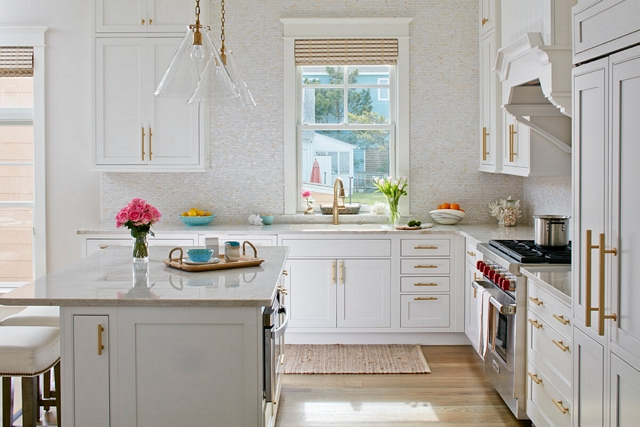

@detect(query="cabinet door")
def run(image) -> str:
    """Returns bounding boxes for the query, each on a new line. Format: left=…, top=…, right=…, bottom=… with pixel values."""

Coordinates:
left=95, top=38, right=146, bottom=166
left=73, top=315, right=110, bottom=427
left=286, top=259, right=336, bottom=328
left=610, top=353, right=640, bottom=427
left=572, top=58, right=608, bottom=333
left=96, top=0, right=201, bottom=33
left=147, top=0, right=200, bottom=32
left=479, top=0, right=498, bottom=35
left=337, top=259, right=390, bottom=328
left=148, top=38, right=201, bottom=166
left=610, top=46, right=640, bottom=359
left=479, top=31, right=500, bottom=171
left=573, top=327, right=605, bottom=427
left=502, top=112, right=530, bottom=171
left=465, top=261, right=480, bottom=351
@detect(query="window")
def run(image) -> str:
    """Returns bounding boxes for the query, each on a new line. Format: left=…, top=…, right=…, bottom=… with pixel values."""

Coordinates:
left=281, top=18, right=412, bottom=214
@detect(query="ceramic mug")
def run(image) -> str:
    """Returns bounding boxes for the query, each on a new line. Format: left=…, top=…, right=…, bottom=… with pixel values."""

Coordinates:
left=224, top=241, right=241, bottom=262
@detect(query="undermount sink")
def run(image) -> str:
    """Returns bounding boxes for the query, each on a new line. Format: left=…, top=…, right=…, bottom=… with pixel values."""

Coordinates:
left=289, top=223, right=389, bottom=231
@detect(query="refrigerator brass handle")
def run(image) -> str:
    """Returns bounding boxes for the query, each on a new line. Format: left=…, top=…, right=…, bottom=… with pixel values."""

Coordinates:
left=414, top=297, right=437, bottom=301
left=552, top=399, right=569, bottom=414
left=597, top=232, right=617, bottom=335
left=529, top=297, right=543, bottom=306
left=141, top=127, right=146, bottom=161
left=149, top=127, right=153, bottom=161
left=553, top=314, right=570, bottom=325
left=97, top=324, right=105, bottom=355
left=552, top=339, right=569, bottom=352
left=585, top=230, right=598, bottom=327
left=528, top=372, right=542, bottom=385
left=528, top=318, right=542, bottom=329
left=482, top=126, right=489, bottom=160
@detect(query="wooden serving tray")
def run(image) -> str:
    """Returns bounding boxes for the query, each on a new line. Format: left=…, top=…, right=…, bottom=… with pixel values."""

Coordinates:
left=163, top=241, right=264, bottom=272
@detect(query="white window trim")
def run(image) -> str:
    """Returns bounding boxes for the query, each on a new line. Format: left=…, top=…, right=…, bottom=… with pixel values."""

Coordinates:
left=0, top=26, right=48, bottom=279
left=281, top=18, right=412, bottom=215
left=378, top=77, right=390, bottom=101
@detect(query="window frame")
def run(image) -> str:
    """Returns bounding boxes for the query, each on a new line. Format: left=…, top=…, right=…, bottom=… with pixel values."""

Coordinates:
left=281, top=18, right=412, bottom=215
left=377, top=77, right=390, bottom=101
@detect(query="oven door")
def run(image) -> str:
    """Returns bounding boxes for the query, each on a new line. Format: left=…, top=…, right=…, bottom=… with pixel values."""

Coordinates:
left=263, top=292, right=289, bottom=404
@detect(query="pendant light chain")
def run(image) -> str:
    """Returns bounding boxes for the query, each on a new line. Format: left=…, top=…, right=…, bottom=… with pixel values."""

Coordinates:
left=220, top=0, right=227, bottom=64
left=191, top=0, right=203, bottom=45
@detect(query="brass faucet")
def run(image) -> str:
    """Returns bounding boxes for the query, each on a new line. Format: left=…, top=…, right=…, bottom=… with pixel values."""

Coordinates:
left=332, top=177, right=345, bottom=225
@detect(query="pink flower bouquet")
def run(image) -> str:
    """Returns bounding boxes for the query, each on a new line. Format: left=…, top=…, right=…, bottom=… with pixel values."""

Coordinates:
left=116, top=198, right=161, bottom=259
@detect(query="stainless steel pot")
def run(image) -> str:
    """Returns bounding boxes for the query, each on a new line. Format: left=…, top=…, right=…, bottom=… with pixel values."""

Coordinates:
left=533, top=215, right=571, bottom=247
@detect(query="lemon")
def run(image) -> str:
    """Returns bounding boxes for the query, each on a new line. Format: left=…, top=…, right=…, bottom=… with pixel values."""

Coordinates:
left=204, top=211, right=211, bottom=216
left=188, top=209, right=197, bottom=216
left=181, top=212, right=188, bottom=216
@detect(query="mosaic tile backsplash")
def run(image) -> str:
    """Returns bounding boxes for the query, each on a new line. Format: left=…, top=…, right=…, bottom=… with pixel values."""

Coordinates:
left=101, top=0, right=543, bottom=227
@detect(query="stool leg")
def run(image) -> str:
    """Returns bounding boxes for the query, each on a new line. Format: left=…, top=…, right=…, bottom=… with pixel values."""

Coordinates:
left=54, top=362, right=61, bottom=427
left=21, top=377, right=39, bottom=427
left=43, top=370, right=51, bottom=400
left=2, top=377, right=14, bottom=427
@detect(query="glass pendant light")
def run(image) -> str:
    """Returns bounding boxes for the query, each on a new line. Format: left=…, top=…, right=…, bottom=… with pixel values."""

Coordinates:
left=154, top=0, right=238, bottom=101
left=188, top=0, right=256, bottom=106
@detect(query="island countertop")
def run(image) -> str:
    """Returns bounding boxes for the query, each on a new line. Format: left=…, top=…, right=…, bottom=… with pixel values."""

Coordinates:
left=0, top=246, right=289, bottom=308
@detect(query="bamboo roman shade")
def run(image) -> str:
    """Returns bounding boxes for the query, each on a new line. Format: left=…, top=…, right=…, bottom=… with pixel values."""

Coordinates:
left=295, top=39, right=398, bottom=65
left=0, top=47, right=34, bottom=77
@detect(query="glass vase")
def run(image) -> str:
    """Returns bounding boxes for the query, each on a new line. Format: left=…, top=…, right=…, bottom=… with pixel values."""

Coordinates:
left=503, top=200, right=518, bottom=227
left=387, top=198, right=400, bottom=226
left=132, top=232, right=149, bottom=260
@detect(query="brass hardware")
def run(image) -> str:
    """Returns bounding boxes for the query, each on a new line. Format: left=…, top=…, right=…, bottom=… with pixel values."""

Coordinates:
left=141, top=127, right=146, bottom=161
left=331, top=261, right=336, bottom=285
left=473, top=273, right=483, bottom=281
left=482, top=17, right=489, bottom=26
left=585, top=229, right=598, bottom=327
left=415, top=265, right=438, bottom=269
left=141, top=19, right=145, bottom=25
left=528, top=372, right=542, bottom=385
left=553, top=314, right=570, bottom=325
left=508, top=124, right=518, bottom=162
left=467, top=251, right=476, bottom=257
left=473, top=287, right=477, bottom=298
left=277, top=286, right=288, bottom=296
left=414, top=297, right=437, bottom=301
left=529, top=297, right=543, bottom=306
left=414, top=283, right=438, bottom=286
left=149, top=19, right=153, bottom=25
left=98, top=324, right=105, bottom=355
left=414, top=245, right=438, bottom=250
left=597, top=232, right=618, bottom=335
left=149, top=127, right=153, bottom=161
left=552, top=399, right=569, bottom=414
left=482, top=126, right=489, bottom=160
left=99, top=245, right=108, bottom=250
left=282, top=270, right=288, bottom=276
left=332, top=177, right=345, bottom=225
left=552, top=339, right=569, bottom=352
left=219, top=0, right=227, bottom=64
left=339, top=261, right=344, bottom=285
left=528, top=318, right=542, bottom=329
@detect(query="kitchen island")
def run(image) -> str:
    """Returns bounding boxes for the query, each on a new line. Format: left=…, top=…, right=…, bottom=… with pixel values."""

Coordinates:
left=0, top=245, right=289, bottom=427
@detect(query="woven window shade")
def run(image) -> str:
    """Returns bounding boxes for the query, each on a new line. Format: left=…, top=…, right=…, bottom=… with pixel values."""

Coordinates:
left=295, top=39, right=398, bottom=65
left=0, top=47, right=34, bottom=77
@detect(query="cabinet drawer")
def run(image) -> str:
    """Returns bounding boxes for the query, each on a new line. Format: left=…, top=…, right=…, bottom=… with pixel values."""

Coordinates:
left=528, top=284, right=571, bottom=339
left=465, top=240, right=481, bottom=265
left=527, top=312, right=572, bottom=386
left=281, top=239, right=391, bottom=258
left=401, top=239, right=450, bottom=256
left=400, top=258, right=450, bottom=275
left=527, top=363, right=572, bottom=427
left=400, top=294, right=450, bottom=328
left=400, top=276, right=450, bottom=293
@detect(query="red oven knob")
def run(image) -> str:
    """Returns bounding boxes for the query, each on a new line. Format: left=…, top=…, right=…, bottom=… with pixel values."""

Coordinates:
left=483, top=264, right=491, bottom=275
left=489, top=270, right=496, bottom=281
left=500, top=277, right=509, bottom=290
left=476, top=260, right=484, bottom=271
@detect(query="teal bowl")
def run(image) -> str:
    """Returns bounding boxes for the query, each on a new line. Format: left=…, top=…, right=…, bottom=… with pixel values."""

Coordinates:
left=260, top=214, right=275, bottom=225
left=180, top=215, right=215, bottom=226
left=187, top=248, right=213, bottom=263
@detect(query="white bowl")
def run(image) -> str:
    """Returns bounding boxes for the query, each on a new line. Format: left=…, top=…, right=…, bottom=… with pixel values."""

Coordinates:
left=429, top=209, right=466, bottom=225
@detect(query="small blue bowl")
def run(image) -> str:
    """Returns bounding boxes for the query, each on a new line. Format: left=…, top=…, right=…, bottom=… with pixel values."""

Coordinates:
left=187, top=248, right=214, bottom=263
left=180, top=215, right=215, bottom=226
left=260, top=214, right=275, bottom=225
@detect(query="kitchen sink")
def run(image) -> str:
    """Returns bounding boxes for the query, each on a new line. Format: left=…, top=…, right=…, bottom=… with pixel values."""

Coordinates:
left=288, top=223, right=389, bottom=231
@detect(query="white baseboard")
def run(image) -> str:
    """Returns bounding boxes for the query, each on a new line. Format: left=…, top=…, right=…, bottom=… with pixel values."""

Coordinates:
left=285, top=332, right=471, bottom=345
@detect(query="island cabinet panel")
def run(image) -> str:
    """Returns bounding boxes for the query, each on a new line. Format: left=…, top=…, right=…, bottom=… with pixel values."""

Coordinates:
left=72, top=315, right=110, bottom=427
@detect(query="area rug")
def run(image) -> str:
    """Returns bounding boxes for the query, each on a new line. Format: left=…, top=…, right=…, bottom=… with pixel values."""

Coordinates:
left=284, top=344, right=431, bottom=374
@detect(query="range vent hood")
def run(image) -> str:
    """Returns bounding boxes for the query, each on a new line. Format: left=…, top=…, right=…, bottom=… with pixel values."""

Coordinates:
left=495, top=33, right=572, bottom=153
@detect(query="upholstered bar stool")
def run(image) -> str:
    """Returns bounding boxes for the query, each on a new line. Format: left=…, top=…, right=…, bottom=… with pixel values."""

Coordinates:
left=0, top=326, right=60, bottom=427
left=0, top=307, right=26, bottom=324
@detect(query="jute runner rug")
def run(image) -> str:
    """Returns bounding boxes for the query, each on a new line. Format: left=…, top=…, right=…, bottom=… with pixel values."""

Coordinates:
left=284, top=344, right=431, bottom=374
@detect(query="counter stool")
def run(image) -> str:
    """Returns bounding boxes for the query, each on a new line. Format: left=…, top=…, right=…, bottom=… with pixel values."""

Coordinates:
left=0, top=307, right=26, bottom=324
left=0, top=326, right=60, bottom=427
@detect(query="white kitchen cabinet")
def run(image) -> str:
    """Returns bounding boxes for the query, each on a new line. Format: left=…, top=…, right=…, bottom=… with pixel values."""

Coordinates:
left=199, top=234, right=277, bottom=248
left=95, top=0, right=206, bottom=33
left=479, top=30, right=502, bottom=172
left=286, top=258, right=336, bottom=328
left=479, top=0, right=499, bottom=36
left=572, top=43, right=640, bottom=426
left=464, top=239, right=481, bottom=352
left=94, top=37, right=207, bottom=171
left=573, top=327, right=605, bottom=426
left=400, top=294, right=450, bottom=328
left=82, top=234, right=198, bottom=257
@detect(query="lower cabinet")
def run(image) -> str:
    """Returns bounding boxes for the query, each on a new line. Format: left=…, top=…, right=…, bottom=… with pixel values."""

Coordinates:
left=82, top=234, right=198, bottom=257
left=400, top=294, right=450, bottom=328
left=464, top=239, right=481, bottom=351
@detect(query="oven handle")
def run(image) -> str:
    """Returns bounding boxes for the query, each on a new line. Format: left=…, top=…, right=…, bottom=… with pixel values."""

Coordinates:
left=272, top=306, right=289, bottom=340
left=472, top=281, right=517, bottom=315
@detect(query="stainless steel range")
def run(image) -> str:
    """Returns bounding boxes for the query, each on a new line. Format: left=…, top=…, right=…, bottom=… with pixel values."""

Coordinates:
left=474, top=239, right=571, bottom=420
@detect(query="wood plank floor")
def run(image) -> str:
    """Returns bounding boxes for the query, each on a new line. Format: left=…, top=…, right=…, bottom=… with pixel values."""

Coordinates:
left=275, top=345, right=532, bottom=427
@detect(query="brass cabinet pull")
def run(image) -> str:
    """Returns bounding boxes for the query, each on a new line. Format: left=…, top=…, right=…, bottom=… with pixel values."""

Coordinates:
left=149, top=127, right=153, bottom=161
left=99, top=245, right=108, bottom=250
left=331, top=262, right=336, bottom=285
left=552, top=399, right=569, bottom=414
left=508, top=124, right=518, bottom=162
left=553, top=314, right=570, bottom=325
left=482, top=126, right=489, bottom=160
left=597, top=232, right=618, bottom=335
left=586, top=230, right=618, bottom=334
left=414, top=245, right=438, bottom=250
left=528, top=318, right=542, bottom=329
left=277, top=286, right=288, bottom=296
left=552, top=339, right=570, bottom=352
left=467, top=251, right=476, bottom=257
left=528, top=372, right=542, bottom=385
left=473, top=273, right=483, bottom=281
left=141, top=19, right=145, bottom=25
left=415, top=265, right=438, bottom=269
left=585, top=230, right=598, bottom=327
left=149, top=18, right=153, bottom=24
left=473, top=287, right=477, bottom=298
left=414, top=297, right=437, bottom=301
left=282, top=270, right=288, bottom=276
left=482, top=17, right=489, bottom=26
left=529, top=297, right=543, bottom=306
left=98, top=324, right=105, bottom=355
left=141, top=127, right=146, bottom=161
left=414, top=282, right=438, bottom=287
left=339, top=261, right=344, bottom=285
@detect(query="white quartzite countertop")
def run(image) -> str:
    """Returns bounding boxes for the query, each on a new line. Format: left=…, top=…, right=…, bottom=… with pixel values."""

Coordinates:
left=0, top=246, right=289, bottom=308
left=521, top=265, right=572, bottom=305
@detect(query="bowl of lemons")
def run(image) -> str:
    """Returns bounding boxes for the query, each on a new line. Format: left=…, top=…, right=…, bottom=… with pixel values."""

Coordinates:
left=180, top=208, right=215, bottom=226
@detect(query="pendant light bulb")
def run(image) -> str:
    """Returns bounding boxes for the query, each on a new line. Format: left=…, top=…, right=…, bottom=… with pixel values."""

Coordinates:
left=190, top=44, right=205, bottom=64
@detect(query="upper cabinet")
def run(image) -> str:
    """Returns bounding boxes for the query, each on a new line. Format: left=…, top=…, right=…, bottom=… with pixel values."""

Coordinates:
left=573, top=0, right=640, bottom=64
left=95, top=0, right=207, bottom=33
left=479, top=0, right=498, bottom=35
left=479, top=30, right=502, bottom=173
